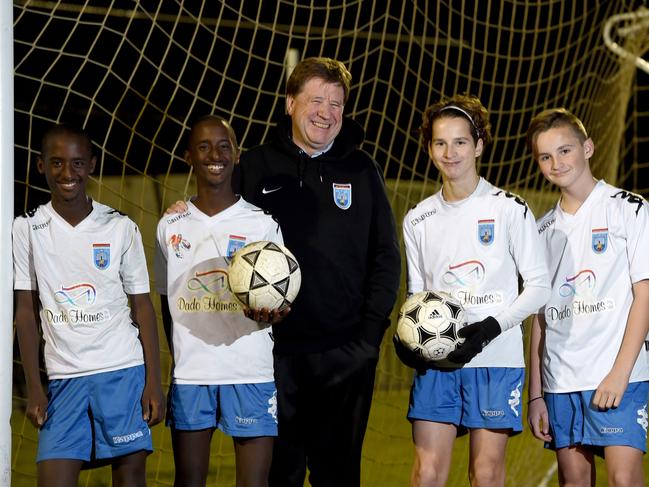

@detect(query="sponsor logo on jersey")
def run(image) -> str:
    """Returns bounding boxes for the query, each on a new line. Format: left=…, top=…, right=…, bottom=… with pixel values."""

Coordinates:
left=478, top=219, right=495, bottom=245
left=180, top=268, right=240, bottom=313
left=442, top=260, right=502, bottom=307
left=455, top=289, right=504, bottom=307
left=169, top=234, right=191, bottom=258
left=333, top=183, right=352, bottom=210
left=546, top=270, right=615, bottom=322
left=54, top=283, right=96, bottom=307
left=43, top=308, right=111, bottom=326
left=187, top=269, right=229, bottom=296
left=637, top=404, right=648, bottom=434
left=227, top=235, right=246, bottom=257
left=591, top=228, right=608, bottom=254
left=442, top=260, right=485, bottom=286
left=559, top=269, right=596, bottom=298
left=93, top=243, right=110, bottom=270
left=509, top=381, right=521, bottom=417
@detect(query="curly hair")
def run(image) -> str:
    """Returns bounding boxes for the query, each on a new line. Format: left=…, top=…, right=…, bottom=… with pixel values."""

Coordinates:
left=419, top=94, right=492, bottom=152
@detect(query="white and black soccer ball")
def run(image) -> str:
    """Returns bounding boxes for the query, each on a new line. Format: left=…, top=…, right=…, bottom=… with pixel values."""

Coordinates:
left=396, top=290, right=467, bottom=363
left=228, top=241, right=301, bottom=311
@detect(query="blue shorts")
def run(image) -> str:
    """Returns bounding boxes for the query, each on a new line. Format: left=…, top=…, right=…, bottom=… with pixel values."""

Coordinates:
left=37, top=365, right=152, bottom=463
left=545, top=381, right=649, bottom=453
left=167, top=382, right=278, bottom=438
left=408, top=367, right=524, bottom=434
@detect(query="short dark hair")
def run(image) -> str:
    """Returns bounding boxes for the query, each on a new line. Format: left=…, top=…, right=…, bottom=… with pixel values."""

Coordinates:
left=187, top=114, right=239, bottom=152
left=41, top=123, right=94, bottom=157
left=526, top=108, right=588, bottom=153
left=286, top=57, right=352, bottom=104
left=419, top=94, right=492, bottom=151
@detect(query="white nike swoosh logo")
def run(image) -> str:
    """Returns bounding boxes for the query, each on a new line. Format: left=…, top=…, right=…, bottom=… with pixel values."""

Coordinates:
left=262, top=186, right=282, bottom=194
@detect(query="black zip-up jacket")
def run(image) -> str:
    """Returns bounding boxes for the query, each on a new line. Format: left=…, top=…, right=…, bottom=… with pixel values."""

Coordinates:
left=236, top=115, right=401, bottom=354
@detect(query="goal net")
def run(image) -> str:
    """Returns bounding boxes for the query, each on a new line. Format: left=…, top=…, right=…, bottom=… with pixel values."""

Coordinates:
left=11, top=1, right=649, bottom=485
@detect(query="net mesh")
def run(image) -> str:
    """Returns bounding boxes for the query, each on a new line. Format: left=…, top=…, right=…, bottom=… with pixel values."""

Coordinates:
left=11, top=1, right=649, bottom=485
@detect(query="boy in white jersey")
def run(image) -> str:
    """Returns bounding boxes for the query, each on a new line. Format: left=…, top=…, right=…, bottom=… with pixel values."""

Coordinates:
left=13, top=124, right=164, bottom=486
left=395, top=95, right=550, bottom=486
left=154, top=115, right=287, bottom=487
left=526, top=108, right=649, bottom=486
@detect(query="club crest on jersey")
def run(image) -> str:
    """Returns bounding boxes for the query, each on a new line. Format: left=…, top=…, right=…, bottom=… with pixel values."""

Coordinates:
left=333, top=183, right=352, bottom=210
left=169, top=234, right=191, bottom=258
left=478, top=219, right=495, bottom=246
left=227, top=235, right=246, bottom=257
left=93, top=243, right=110, bottom=270
left=592, top=228, right=608, bottom=254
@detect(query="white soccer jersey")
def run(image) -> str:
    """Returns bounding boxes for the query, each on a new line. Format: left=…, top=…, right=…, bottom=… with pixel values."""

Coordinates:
left=537, top=180, right=649, bottom=392
left=13, top=201, right=149, bottom=379
left=403, top=177, right=550, bottom=368
left=154, top=197, right=283, bottom=385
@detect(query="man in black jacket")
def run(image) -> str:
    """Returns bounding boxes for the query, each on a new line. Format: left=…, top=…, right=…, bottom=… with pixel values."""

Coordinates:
left=238, top=57, right=401, bottom=487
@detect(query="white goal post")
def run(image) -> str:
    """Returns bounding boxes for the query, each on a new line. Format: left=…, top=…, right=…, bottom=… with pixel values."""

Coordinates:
left=0, top=1, right=13, bottom=486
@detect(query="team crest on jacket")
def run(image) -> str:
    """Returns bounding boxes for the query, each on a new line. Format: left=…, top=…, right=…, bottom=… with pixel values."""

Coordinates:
left=333, top=183, right=352, bottom=210
left=227, top=234, right=246, bottom=257
left=478, top=219, right=495, bottom=245
left=93, top=243, right=110, bottom=270
left=592, top=228, right=608, bottom=254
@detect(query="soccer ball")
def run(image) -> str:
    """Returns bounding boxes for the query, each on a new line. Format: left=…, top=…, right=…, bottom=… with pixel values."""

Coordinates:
left=227, top=241, right=301, bottom=311
left=396, top=290, right=467, bottom=363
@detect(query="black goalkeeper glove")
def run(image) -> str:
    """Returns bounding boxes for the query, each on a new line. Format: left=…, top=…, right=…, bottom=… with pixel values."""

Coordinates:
left=446, top=316, right=501, bottom=365
left=392, top=333, right=431, bottom=370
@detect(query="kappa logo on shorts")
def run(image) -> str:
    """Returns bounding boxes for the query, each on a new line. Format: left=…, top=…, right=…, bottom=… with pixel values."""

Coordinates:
left=113, top=430, right=144, bottom=444
left=93, top=243, right=110, bottom=270
left=478, top=219, right=495, bottom=245
left=268, top=390, right=277, bottom=422
left=637, top=403, right=648, bottom=434
left=508, top=381, right=521, bottom=417
left=591, top=228, right=608, bottom=254
left=333, top=183, right=352, bottom=210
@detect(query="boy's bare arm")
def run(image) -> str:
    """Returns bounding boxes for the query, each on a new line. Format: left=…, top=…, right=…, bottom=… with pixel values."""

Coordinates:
left=527, top=313, right=552, bottom=442
left=14, top=290, right=48, bottom=427
left=593, top=279, right=649, bottom=409
left=130, top=292, right=164, bottom=426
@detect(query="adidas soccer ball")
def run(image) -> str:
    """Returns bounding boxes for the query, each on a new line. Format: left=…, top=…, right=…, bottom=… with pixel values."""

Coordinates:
left=396, top=290, right=467, bottom=363
left=227, top=241, right=301, bottom=311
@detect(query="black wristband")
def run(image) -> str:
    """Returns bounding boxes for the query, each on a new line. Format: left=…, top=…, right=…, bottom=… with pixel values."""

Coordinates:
left=527, top=396, right=543, bottom=405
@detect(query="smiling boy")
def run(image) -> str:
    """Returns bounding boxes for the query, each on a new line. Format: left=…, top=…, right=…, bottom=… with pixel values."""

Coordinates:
left=527, top=108, right=649, bottom=486
left=13, top=123, right=163, bottom=486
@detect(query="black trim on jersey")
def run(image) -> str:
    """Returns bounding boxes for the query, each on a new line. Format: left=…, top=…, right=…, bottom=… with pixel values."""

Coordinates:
left=610, top=190, right=645, bottom=216
left=23, top=207, right=38, bottom=218
left=493, top=190, right=529, bottom=218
